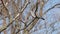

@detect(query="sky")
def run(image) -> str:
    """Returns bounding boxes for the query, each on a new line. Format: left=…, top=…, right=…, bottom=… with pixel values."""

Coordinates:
left=0, top=0, right=60, bottom=34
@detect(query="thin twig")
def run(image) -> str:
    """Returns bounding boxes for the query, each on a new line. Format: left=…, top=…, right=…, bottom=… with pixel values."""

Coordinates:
left=44, top=3, right=60, bottom=15
left=1, top=0, right=10, bottom=18
left=16, top=3, right=60, bottom=34
left=0, top=1, right=30, bottom=32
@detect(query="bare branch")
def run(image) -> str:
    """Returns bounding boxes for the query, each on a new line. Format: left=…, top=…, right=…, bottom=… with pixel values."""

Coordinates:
left=44, top=3, right=60, bottom=15
left=0, top=1, right=30, bottom=32
left=3, top=18, right=7, bottom=34
left=1, top=0, right=10, bottom=18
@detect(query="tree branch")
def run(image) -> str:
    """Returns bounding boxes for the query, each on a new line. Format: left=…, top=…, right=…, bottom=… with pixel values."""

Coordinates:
left=16, top=3, right=60, bottom=34
left=0, top=1, right=30, bottom=32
